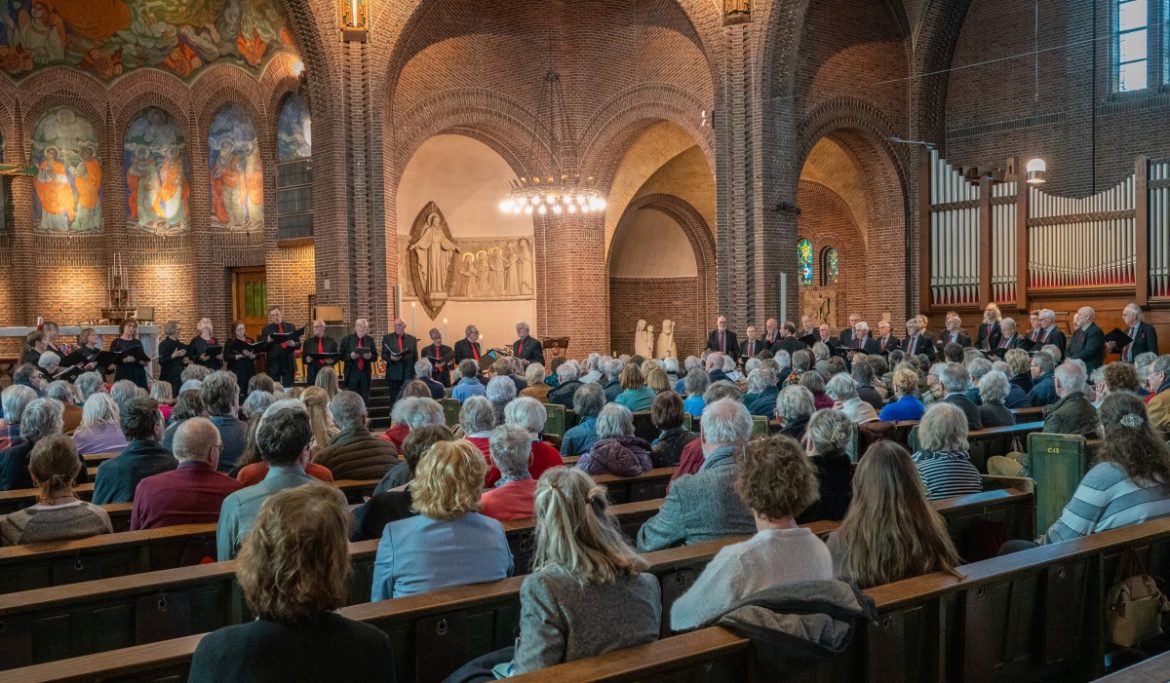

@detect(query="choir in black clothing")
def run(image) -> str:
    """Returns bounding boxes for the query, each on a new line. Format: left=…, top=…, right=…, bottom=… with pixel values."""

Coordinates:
left=224, top=321, right=259, bottom=391
left=420, top=328, right=454, bottom=386
left=303, top=320, right=339, bottom=386
left=453, top=325, right=483, bottom=364
left=188, top=318, right=222, bottom=370
left=261, top=307, right=300, bottom=387
left=382, top=318, right=417, bottom=406
left=340, top=319, right=378, bottom=404
left=157, top=321, right=189, bottom=395
left=110, top=320, right=150, bottom=389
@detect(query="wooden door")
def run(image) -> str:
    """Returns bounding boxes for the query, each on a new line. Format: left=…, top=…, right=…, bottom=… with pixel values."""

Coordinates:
left=231, top=268, right=268, bottom=339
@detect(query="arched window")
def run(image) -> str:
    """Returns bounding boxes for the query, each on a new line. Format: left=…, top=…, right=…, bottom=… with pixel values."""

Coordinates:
left=276, top=92, right=313, bottom=240
left=124, top=107, right=189, bottom=235
left=797, top=238, right=813, bottom=286
left=31, top=107, right=100, bottom=232
left=822, top=247, right=839, bottom=286
left=208, top=104, right=263, bottom=230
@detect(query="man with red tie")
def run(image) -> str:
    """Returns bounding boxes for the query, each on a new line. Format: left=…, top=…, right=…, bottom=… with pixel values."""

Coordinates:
left=511, top=321, right=544, bottom=366
left=705, top=315, right=740, bottom=362
left=876, top=320, right=900, bottom=353
left=302, top=319, right=338, bottom=386
left=382, top=318, right=418, bottom=406
left=420, top=328, right=455, bottom=386
left=850, top=321, right=880, bottom=354
left=739, top=326, right=764, bottom=360
left=339, top=318, right=377, bottom=404
left=453, top=324, right=483, bottom=364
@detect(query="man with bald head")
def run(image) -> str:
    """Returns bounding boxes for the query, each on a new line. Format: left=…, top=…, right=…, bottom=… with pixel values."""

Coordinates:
left=129, top=417, right=243, bottom=530
left=302, top=319, right=339, bottom=386
left=382, top=318, right=418, bottom=407
left=1067, top=306, right=1105, bottom=373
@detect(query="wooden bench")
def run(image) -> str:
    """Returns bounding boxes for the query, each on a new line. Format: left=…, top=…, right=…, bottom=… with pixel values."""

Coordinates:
left=511, top=516, right=1170, bottom=682
left=592, top=467, right=675, bottom=503
left=81, top=452, right=119, bottom=466
left=0, top=484, right=95, bottom=516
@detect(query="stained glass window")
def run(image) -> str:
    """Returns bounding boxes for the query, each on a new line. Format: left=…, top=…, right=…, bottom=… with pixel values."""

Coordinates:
left=798, top=238, right=813, bottom=286
left=825, top=248, right=839, bottom=285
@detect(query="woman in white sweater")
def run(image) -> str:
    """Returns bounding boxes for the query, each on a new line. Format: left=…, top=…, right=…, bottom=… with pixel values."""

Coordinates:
left=670, top=434, right=832, bottom=631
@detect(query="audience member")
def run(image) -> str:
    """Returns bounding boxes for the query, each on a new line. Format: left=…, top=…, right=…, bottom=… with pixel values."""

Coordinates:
left=576, top=403, right=653, bottom=477
left=1043, top=361, right=1100, bottom=437
left=0, top=384, right=35, bottom=450
left=937, top=363, right=983, bottom=430
left=775, top=385, right=815, bottom=441
left=302, top=386, right=339, bottom=455
left=547, top=361, right=583, bottom=408
left=911, top=403, right=982, bottom=500
left=313, top=391, right=397, bottom=480
left=1, top=398, right=70, bottom=491
left=189, top=486, right=394, bottom=683
left=313, top=366, right=341, bottom=400
left=45, top=381, right=82, bottom=433
left=520, top=363, right=551, bottom=402
left=240, top=389, right=275, bottom=421
left=671, top=434, right=830, bottom=631
left=93, top=397, right=175, bottom=505
left=493, top=397, right=563, bottom=487
left=879, top=367, right=926, bottom=421
left=798, top=409, right=855, bottom=523
left=852, top=361, right=885, bottom=412
left=613, top=364, right=655, bottom=412
left=1028, top=351, right=1059, bottom=406
left=977, top=370, right=1016, bottom=428
left=353, top=425, right=455, bottom=540
left=371, top=441, right=512, bottom=599
left=744, top=368, right=779, bottom=418
left=682, top=368, right=709, bottom=417
left=799, top=371, right=834, bottom=410
left=561, top=383, right=604, bottom=457
left=149, top=382, right=174, bottom=422
left=71, top=392, right=129, bottom=455
left=826, top=374, right=877, bottom=424
left=451, top=360, right=487, bottom=401
left=458, top=395, right=497, bottom=463
left=130, top=417, right=244, bottom=530
left=1145, top=355, right=1170, bottom=434
left=0, top=435, right=111, bottom=545
left=649, top=391, right=696, bottom=467
left=201, top=371, right=247, bottom=473
left=412, top=360, right=445, bottom=399
left=480, top=424, right=538, bottom=521
left=486, top=375, right=517, bottom=425
left=162, top=390, right=206, bottom=450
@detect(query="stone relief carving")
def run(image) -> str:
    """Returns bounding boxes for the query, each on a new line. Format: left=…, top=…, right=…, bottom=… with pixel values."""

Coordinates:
left=656, top=319, right=678, bottom=359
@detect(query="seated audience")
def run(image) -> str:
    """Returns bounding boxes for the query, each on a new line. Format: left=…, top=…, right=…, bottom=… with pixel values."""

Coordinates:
left=1145, top=355, right=1170, bottom=434
left=938, top=363, right=983, bottom=430
left=188, top=486, right=394, bottom=682
left=637, top=398, right=755, bottom=551
left=614, top=364, right=655, bottom=412
left=977, top=370, right=1017, bottom=428
left=879, top=367, right=927, bottom=421
left=646, top=367, right=671, bottom=394
left=0, top=384, right=35, bottom=451
left=379, top=395, right=446, bottom=452
left=74, top=371, right=105, bottom=401
left=561, top=383, right=604, bottom=457
left=247, top=372, right=275, bottom=395
left=162, top=390, right=206, bottom=450
left=0, top=435, right=111, bottom=545
left=853, top=361, right=885, bottom=412
left=371, top=441, right=512, bottom=599
left=911, top=403, right=983, bottom=500
left=93, top=397, right=175, bottom=504
left=800, top=371, right=834, bottom=410
left=1028, top=351, right=1059, bottom=406
left=480, top=424, right=538, bottom=521
left=313, top=391, right=397, bottom=480
left=828, top=441, right=961, bottom=587
left=458, top=395, right=497, bottom=463
left=1099, top=362, right=1141, bottom=402
left=649, top=391, right=697, bottom=467
left=520, top=363, right=550, bottom=402
left=670, top=434, right=830, bottom=631
left=486, top=375, right=517, bottom=425
left=149, top=382, right=174, bottom=422
left=1, top=398, right=71, bottom=491
left=682, top=368, right=709, bottom=417
left=826, top=374, right=878, bottom=424
left=313, top=366, right=341, bottom=400
left=492, top=397, right=563, bottom=486
left=352, top=425, right=454, bottom=541
left=775, top=385, right=815, bottom=441
left=1043, top=361, right=1099, bottom=437
left=576, top=403, right=653, bottom=477
left=798, top=409, right=855, bottom=523
left=303, top=386, right=339, bottom=456
left=45, top=381, right=82, bottom=433
left=413, top=360, right=445, bottom=400
left=1005, top=349, right=1034, bottom=395
left=670, top=381, right=744, bottom=483
left=451, top=360, right=487, bottom=402
left=547, top=361, right=583, bottom=408
left=130, top=417, right=244, bottom=530
left=217, top=400, right=346, bottom=560
left=240, top=389, right=275, bottom=421
left=110, top=380, right=141, bottom=409
left=745, top=368, right=779, bottom=418
left=202, top=372, right=247, bottom=473
left=965, top=357, right=992, bottom=406
left=72, top=392, right=129, bottom=456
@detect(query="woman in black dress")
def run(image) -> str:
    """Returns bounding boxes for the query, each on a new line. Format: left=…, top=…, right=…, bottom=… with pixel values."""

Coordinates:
left=76, top=328, right=114, bottom=377
left=158, top=320, right=189, bottom=396
left=188, top=318, right=223, bottom=371
left=224, top=321, right=257, bottom=391
left=110, top=320, right=150, bottom=389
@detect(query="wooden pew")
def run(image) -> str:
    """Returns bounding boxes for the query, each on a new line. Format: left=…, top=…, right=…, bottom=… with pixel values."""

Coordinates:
left=592, top=467, right=675, bottom=503
left=81, top=452, right=119, bottom=466
left=0, top=484, right=95, bottom=516
left=512, top=516, right=1170, bottom=682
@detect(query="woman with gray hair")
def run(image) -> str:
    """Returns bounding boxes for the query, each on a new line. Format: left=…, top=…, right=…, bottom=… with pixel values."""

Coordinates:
left=74, top=371, right=105, bottom=401
left=775, top=385, right=815, bottom=441
left=461, top=395, right=498, bottom=460
left=977, top=370, right=1016, bottom=428
left=496, top=397, right=564, bottom=486
left=825, top=374, right=877, bottom=425
left=745, top=368, right=779, bottom=418
left=0, top=384, right=37, bottom=450
left=799, top=409, right=855, bottom=523
left=486, top=375, right=517, bottom=426
left=520, top=363, right=551, bottom=403
left=72, top=393, right=129, bottom=456
left=480, top=424, right=537, bottom=521
left=1, top=398, right=76, bottom=491
left=577, top=403, right=653, bottom=477
left=561, top=382, right=605, bottom=456
left=911, top=403, right=982, bottom=500
left=682, top=368, right=710, bottom=417
left=158, top=320, right=188, bottom=396
left=241, top=390, right=277, bottom=421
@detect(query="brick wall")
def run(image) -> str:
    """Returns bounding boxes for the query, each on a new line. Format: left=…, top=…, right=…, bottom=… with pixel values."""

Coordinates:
left=609, top=277, right=704, bottom=359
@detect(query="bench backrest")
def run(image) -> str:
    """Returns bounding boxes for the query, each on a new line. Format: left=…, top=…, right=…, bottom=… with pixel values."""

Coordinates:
left=543, top=403, right=566, bottom=438
left=440, top=398, right=461, bottom=427
left=1028, top=432, right=1087, bottom=533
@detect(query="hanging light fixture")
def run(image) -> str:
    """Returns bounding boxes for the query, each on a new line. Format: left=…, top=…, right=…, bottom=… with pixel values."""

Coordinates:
left=1025, top=158, right=1047, bottom=185
left=500, top=72, right=606, bottom=215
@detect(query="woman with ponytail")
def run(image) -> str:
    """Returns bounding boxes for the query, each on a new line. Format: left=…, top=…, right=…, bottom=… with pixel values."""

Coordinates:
left=0, top=434, right=111, bottom=545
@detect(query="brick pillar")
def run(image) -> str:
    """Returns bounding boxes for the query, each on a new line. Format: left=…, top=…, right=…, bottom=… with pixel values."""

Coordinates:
left=715, top=24, right=754, bottom=331
left=534, top=211, right=608, bottom=355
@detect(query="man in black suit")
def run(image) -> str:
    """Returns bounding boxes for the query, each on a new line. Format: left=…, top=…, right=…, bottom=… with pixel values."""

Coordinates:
left=903, top=317, right=933, bottom=357
left=511, top=321, right=544, bottom=366
left=382, top=318, right=418, bottom=405
left=838, top=313, right=861, bottom=349
left=453, top=325, right=483, bottom=364
left=816, top=323, right=838, bottom=348
left=302, top=319, right=339, bottom=387
left=706, top=315, right=739, bottom=361
left=419, top=328, right=455, bottom=386
left=740, top=326, right=765, bottom=360
left=934, top=313, right=971, bottom=353
left=339, top=318, right=377, bottom=404
left=847, top=321, right=880, bottom=354
left=875, top=320, right=900, bottom=354
left=1113, top=303, right=1159, bottom=362
left=260, top=307, right=300, bottom=387
left=974, top=304, right=1003, bottom=352
left=773, top=321, right=808, bottom=356
left=993, top=318, right=1023, bottom=356
left=762, top=318, right=781, bottom=351
left=939, top=362, right=983, bottom=430
left=1036, top=309, right=1067, bottom=358
left=1067, top=306, right=1106, bottom=373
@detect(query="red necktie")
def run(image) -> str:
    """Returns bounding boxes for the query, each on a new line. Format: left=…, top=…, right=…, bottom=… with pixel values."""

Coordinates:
left=317, top=338, right=324, bottom=365
left=517, top=339, right=524, bottom=356
left=433, top=344, right=441, bottom=367
left=748, top=343, right=754, bottom=358
left=880, top=338, right=886, bottom=351
left=357, top=337, right=365, bottom=370
left=398, top=335, right=404, bottom=353
left=998, top=336, right=1008, bottom=349
left=472, top=343, right=479, bottom=361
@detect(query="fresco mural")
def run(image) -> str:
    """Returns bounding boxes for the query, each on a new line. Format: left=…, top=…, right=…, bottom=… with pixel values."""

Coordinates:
left=124, top=107, right=189, bottom=235
left=32, top=106, right=101, bottom=232
left=277, top=92, right=311, bottom=162
left=0, top=0, right=297, bottom=81
left=208, top=104, right=262, bottom=230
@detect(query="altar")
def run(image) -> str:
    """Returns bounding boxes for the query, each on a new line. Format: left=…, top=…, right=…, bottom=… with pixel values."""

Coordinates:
left=0, top=325, right=161, bottom=376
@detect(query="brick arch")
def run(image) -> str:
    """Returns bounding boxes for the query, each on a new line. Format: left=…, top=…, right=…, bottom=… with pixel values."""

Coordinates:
left=911, top=0, right=974, bottom=145
left=17, top=69, right=109, bottom=151
left=608, top=192, right=716, bottom=356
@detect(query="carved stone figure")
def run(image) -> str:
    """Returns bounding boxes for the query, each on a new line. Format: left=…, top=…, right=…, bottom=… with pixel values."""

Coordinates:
left=634, top=319, right=651, bottom=357
left=644, top=325, right=656, bottom=358
left=503, top=241, right=518, bottom=294
left=656, top=319, right=678, bottom=359
left=475, top=250, right=489, bottom=297
left=458, top=252, right=475, bottom=297
left=408, top=201, right=460, bottom=318
left=517, top=239, right=533, bottom=293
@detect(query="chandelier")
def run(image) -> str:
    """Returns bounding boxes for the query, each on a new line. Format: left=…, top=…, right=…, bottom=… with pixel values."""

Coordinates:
left=499, top=72, right=607, bottom=215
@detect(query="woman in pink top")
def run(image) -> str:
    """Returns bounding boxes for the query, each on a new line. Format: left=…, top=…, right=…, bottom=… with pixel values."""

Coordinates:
left=71, top=393, right=129, bottom=456
left=480, top=424, right=540, bottom=521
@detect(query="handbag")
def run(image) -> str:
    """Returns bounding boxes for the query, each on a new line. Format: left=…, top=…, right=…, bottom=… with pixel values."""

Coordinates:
left=1106, top=548, right=1170, bottom=647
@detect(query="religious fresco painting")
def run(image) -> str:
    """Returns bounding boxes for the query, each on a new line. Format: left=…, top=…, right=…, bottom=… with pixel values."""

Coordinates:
left=797, top=238, right=813, bottom=286
left=124, top=107, right=189, bottom=235
left=207, top=104, right=263, bottom=231
left=277, top=93, right=311, bottom=162
left=0, top=0, right=297, bottom=81
left=31, top=106, right=101, bottom=232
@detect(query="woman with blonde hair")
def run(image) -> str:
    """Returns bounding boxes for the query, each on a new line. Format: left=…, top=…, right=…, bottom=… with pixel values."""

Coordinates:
left=149, top=381, right=175, bottom=422
left=188, top=486, right=393, bottom=681
left=188, top=318, right=222, bottom=370
left=878, top=366, right=926, bottom=421
left=371, top=440, right=512, bottom=600
left=301, top=386, right=338, bottom=454
left=828, top=441, right=961, bottom=588
left=72, top=392, right=129, bottom=456
left=614, top=363, right=655, bottom=411
left=313, top=366, right=340, bottom=400
left=646, top=367, right=671, bottom=394
left=0, top=435, right=112, bottom=545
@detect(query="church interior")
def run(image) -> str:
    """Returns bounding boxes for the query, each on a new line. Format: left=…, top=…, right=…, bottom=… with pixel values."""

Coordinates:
left=3, top=0, right=1170, bottom=681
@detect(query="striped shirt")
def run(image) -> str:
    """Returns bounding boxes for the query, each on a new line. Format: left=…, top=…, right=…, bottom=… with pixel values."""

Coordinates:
left=912, top=449, right=983, bottom=500
left=1042, top=462, right=1170, bottom=544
